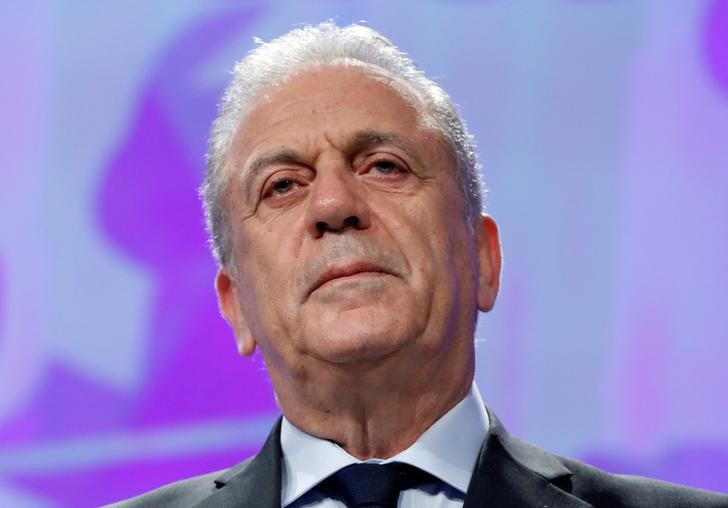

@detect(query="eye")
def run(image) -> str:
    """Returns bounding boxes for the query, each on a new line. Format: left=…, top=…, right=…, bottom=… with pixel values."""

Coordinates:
left=368, top=157, right=410, bottom=178
left=271, top=178, right=295, bottom=195
left=371, top=159, right=400, bottom=175
left=262, top=176, right=301, bottom=201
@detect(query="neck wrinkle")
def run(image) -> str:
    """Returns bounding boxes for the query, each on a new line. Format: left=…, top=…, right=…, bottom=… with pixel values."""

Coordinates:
left=275, top=365, right=473, bottom=460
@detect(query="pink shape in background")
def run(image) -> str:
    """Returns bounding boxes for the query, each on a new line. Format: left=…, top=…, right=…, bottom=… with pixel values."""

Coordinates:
left=705, top=0, right=728, bottom=96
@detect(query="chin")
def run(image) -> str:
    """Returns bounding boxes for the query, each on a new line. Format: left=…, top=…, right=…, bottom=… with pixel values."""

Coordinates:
left=300, top=297, right=426, bottom=363
left=305, top=324, right=413, bottom=366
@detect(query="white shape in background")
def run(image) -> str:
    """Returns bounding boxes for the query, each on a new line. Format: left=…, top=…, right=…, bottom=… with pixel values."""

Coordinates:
left=0, top=1, right=209, bottom=425
left=0, top=414, right=277, bottom=475
left=40, top=3, right=212, bottom=394
left=614, top=2, right=728, bottom=453
left=0, top=1, right=51, bottom=423
left=54, top=1, right=229, bottom=394
left=0, top=481, right=56, bottom=508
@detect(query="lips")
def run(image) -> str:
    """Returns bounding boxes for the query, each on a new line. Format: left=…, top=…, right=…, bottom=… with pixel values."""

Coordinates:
left=308, top=262, right=392, bottom=296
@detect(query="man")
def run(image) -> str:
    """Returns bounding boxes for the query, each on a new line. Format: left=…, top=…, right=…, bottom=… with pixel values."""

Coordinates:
left=112, top=22, right=728, bottom=507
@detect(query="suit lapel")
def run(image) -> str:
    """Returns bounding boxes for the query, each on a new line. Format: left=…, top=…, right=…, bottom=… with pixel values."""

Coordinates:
left=193, top=419, right=283, bottom=508
left=464, top=409, right=592, bottom=508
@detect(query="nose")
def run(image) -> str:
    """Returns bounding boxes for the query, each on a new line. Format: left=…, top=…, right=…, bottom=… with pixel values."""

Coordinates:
left=305, top=163, right=371, bottom=238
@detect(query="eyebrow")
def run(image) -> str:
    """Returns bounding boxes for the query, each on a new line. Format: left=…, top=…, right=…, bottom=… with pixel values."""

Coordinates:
left=237, top=130, right=422, bottom=196
left=348, top=131, right=422, bottom=165
left=245, top=149, right=305, bottom=181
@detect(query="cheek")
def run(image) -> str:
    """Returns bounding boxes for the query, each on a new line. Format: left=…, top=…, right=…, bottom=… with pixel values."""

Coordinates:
left=231, top=234, right=282, bottom=312
left=388, top=208, right=452, bottom=288
left=416, top=198, right=477, bottom=288
left=413, top=198, right=460, bottom=253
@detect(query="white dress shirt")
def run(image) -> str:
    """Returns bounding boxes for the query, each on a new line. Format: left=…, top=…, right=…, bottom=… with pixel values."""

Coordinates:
left=280, top=384, right=489, bottom=507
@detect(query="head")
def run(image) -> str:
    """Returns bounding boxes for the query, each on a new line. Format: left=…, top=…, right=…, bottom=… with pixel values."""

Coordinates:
left=204, top=22, right=501, bottom=411
left=202, top=21, right=484, bottom=268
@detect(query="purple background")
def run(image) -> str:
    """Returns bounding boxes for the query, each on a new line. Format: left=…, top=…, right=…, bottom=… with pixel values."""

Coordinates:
left=1, top=1, right=727, bottom=506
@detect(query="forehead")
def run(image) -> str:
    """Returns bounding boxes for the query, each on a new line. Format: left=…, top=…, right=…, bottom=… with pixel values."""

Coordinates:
left=229, top=65, right=436, bottom=164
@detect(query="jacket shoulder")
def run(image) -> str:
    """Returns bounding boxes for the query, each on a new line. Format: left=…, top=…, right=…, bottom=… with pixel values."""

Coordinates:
left=486, top=408, right=728, bottom=508
left=105, top=419, right=283, bottom=508
left=557, top=454, right=728, bottom=508
left=104, top=459, right=252, bottom=508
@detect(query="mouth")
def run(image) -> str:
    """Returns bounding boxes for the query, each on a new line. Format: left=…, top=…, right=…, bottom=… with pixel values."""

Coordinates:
left=308, top=262, right=393, bottom=297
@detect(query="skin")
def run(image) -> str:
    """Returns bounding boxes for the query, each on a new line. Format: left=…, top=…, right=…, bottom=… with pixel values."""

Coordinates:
left=216, top=66, right=502, bottom=459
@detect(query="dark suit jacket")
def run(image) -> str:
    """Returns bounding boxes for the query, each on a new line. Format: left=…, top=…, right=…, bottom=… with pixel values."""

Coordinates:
left=109, top=409, right=728, bottom=507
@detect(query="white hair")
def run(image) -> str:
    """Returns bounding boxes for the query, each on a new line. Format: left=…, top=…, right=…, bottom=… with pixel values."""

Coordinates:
left=201, top=21, right=484, bottom=266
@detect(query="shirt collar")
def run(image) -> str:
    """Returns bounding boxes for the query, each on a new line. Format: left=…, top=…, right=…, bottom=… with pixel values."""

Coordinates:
left=280, top=383, right=489, bottom=506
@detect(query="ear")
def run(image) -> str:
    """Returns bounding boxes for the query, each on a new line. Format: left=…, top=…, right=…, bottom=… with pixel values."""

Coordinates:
left=475, top=214, right=502, bottom=312
left=215, top=267, right=257, bottom=357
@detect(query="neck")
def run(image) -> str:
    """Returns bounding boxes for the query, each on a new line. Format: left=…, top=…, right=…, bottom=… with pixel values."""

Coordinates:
left=272, top=354, right=474, bottom=459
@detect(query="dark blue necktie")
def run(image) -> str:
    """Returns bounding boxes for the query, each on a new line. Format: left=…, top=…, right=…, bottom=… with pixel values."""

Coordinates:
left=322, top=462, right=431, bottom=507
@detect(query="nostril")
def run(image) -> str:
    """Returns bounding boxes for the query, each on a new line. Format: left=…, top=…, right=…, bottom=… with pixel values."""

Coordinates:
left=314, top=216, right=360, bottom=234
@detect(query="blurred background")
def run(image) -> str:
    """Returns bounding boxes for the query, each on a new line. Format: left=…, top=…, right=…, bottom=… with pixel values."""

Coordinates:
left=1, top=1, right=727, bottom=506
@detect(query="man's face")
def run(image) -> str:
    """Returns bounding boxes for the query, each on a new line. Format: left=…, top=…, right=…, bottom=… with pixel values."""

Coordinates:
left=216, top=66, right=500, bottom=389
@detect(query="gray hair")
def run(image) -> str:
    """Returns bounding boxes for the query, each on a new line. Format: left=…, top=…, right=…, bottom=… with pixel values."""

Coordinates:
left=201, top=21, right=484, bottom=267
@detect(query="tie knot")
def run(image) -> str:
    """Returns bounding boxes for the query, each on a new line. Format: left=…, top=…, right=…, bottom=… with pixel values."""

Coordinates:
left=322, top=462, right=429, bottom=508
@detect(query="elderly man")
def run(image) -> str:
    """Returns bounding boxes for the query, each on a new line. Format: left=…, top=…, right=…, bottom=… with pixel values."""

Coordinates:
left=113, top=22, right=728, bottom=508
